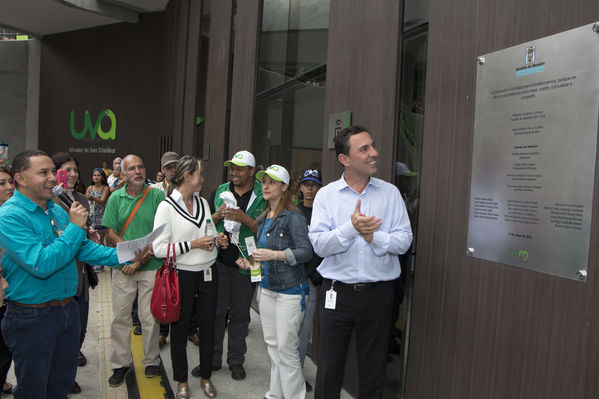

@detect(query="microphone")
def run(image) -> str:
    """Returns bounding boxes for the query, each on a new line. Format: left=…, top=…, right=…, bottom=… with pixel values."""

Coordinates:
left=52, top=186, right=92, bottom=227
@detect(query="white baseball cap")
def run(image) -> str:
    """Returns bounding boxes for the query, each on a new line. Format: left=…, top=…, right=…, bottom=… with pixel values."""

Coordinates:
left=395, top=162, right=418, bottom=177
left=256, top=164, right=290, bottom=185
left=224, top=150, right=256, bottom=167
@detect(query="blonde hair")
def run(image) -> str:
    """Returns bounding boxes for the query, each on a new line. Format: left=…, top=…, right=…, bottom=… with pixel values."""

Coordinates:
left=167, top=155, right=202, bottom=196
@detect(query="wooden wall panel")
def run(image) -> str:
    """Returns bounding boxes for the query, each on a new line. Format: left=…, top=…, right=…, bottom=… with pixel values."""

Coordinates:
left=181, top=0, right=203, bottom=152
left=202, top=0, right=234, bottom=194
left=407, top=0, right=599, bottom=398
left=319, top=0, right=401, bottom=395
left=321, top=0, right=401, bottom=184
left=228, top=0, right=261, bottom=154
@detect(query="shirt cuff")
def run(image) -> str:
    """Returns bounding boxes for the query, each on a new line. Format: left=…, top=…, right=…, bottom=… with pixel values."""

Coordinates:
left=338, top=219, right=360, bottom=240
left=369, top=230, right=390, bottom=256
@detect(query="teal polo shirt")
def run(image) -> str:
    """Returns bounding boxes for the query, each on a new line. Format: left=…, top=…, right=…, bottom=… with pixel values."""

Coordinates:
left=102, top=183, right=165, bottom=271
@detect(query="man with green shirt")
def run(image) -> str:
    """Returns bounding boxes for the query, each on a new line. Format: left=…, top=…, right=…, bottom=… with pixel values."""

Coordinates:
left=207, top=150, right=265, bottom=380
left=102, top=154, right=165, bottom=386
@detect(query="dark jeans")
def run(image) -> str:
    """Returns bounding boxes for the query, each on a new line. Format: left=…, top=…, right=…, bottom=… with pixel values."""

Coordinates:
left=212, top=263, right=255, bottom=367
left=171, top=266, right=218, bottom=382
left=0, top=306, right=12, bottom=386
left=75, top=295, right=89, bottom=348
left=2, top=299, right=80, bottom=399
left=315, top=280, right=394, bottom=399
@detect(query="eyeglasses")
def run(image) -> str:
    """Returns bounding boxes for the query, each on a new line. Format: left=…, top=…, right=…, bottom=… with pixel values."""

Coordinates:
left=303, top=169, right=319, bottom=178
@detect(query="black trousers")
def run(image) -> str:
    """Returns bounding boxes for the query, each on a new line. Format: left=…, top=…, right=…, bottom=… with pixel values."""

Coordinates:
left=315, top=279, right=394, bottom=399
left=212, top=263, right=255, bottom=367
left=171, top=266, right=218, bottom=382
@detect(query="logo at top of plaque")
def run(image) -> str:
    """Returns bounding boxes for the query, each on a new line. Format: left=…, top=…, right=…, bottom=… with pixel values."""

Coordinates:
left=525, top=45, right=536, bottom=65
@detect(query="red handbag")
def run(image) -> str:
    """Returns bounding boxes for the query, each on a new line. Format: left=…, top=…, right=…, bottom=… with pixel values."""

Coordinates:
left=150, top=244, right=181, bottom=324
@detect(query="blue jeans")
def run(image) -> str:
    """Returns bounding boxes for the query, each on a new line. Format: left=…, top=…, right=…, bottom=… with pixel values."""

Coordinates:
left=2, top=299, right=80, bottom=399
left=298, top=283, right=317, bottom=367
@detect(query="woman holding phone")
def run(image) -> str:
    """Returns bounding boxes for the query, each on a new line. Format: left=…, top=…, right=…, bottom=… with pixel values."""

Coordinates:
left=152, top=155, right=229, bottom=399
left=51, top=152, right=96, bottom=394
left=238, top=164, right=312, bottom=399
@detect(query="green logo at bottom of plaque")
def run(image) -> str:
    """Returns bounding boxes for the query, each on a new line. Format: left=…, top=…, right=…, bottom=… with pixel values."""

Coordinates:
left=508, top=248, right=529, bottom=262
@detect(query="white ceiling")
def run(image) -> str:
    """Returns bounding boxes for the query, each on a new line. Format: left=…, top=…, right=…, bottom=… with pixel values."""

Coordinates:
left=0, top=0, right=169, bottom=37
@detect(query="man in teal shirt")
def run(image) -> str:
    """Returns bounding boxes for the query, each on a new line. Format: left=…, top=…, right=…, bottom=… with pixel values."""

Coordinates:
left=102, top=154, right=165, bottom=386
left=0, top=150, right=123, bottom=399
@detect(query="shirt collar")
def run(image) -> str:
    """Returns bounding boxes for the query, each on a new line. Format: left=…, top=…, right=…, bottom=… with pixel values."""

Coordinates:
left=13, top=189, right=55, bottom=213
left=334, top=173, right=381, bottom=192
left=169, top=188, right=183, bottom=205
left=120, top=183, right=148, bottom=199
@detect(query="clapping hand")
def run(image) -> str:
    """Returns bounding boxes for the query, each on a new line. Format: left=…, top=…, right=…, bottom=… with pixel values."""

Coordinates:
left=350, top=199, right=382, bottom=243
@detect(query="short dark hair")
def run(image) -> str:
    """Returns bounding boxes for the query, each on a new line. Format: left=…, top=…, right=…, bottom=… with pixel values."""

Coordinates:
left=12, top=150, right=48, bottom=186
left=51, top=151, right=76, bottom=170
left=334, top=125, right=369, bottom=156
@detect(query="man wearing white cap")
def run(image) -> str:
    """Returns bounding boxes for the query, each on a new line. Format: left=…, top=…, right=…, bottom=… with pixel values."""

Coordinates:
left=204, top=150, right=266, bottom=381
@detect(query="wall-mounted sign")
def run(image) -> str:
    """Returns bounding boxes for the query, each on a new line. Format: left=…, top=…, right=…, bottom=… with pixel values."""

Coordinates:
left=68, top=109, right=117, bottom=155
left=466, top=22, right=599, bottom=281
left=70, top=109, right=116, bottom=140
left=328, top=111, right=351, bottom=149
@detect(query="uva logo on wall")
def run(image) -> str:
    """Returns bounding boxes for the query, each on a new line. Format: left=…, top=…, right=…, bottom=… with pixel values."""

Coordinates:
left=70, top=109, right=116, bottom=140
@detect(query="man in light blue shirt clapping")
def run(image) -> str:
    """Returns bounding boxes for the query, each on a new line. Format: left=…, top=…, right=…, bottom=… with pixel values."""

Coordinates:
left=309, top=126, right=413, bottom=399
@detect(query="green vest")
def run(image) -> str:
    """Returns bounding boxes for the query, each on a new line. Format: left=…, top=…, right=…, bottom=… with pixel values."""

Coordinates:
left=214, top=181, right=266, bottom=272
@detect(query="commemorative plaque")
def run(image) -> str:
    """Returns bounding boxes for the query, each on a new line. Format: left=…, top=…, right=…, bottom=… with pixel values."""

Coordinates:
left=466, top=23, right=599, bottom=281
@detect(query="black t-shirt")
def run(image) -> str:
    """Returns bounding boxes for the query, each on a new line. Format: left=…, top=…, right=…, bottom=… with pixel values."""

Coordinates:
left=209, top=183, right=254, bottom=266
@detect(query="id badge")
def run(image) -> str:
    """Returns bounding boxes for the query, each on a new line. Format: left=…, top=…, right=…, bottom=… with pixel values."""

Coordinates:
left=250, top=258, right=262, bottom=282
left=204, top=267, right=213, bottom=282
left=325, top=288, right=337, bottom=309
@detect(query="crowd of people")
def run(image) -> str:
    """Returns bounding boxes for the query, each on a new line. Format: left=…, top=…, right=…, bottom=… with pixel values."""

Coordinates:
left=0, top=125, right=413, bottom=399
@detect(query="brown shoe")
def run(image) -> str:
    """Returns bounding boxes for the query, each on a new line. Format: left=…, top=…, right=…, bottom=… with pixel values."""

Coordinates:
left=188, top=333, right=200, bottom=346
left=200, top=378, right=217, bottom=398
left=176, top=382, right=190, bottom=399
left=229, top=363, right=246, bottom=380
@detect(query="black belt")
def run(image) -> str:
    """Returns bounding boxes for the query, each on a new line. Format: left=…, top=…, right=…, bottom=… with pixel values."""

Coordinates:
left=6, top=297, right=73, bottom=308
left=326, top=279, right=378, bottom=292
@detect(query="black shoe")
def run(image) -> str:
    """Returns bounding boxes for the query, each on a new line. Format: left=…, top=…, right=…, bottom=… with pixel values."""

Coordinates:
left=191, top=365, right=202, bottom=377
left=145, top=365, right=160, bottom=378
left=108, top=367, right=130, bottom=387
left=212, top=363, right=222, bottom=371
left=133, top=325, right=142, bottom=335
left=71, top=381, right=81, bottom=394
left=229, top=364, right=246, bottom=380
left=78, top=351, right=87, bottom=367
left=306, top=380, right=313, bottom=392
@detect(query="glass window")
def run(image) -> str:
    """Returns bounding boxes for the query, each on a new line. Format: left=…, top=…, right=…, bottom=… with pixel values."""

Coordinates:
left=389, top=27, right=428, bottom=399
left=403, top=0, right=429, bottom=31
left=253, top=0, right=329, bottom=197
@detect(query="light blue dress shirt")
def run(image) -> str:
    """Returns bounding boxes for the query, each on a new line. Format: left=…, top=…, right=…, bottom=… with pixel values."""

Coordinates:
left=0, top=190, right=118, bottom=304
left=308, top=175, right=413, bottom=283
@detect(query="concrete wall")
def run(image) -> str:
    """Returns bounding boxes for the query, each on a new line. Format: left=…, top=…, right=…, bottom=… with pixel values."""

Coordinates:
left=0, top=39, right=40, bottom=157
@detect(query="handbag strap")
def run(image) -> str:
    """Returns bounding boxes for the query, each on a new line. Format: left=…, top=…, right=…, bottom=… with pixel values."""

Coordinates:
left=120, top=186, right=151, bottom=238
left=171, top=243, right=177, bottom=267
